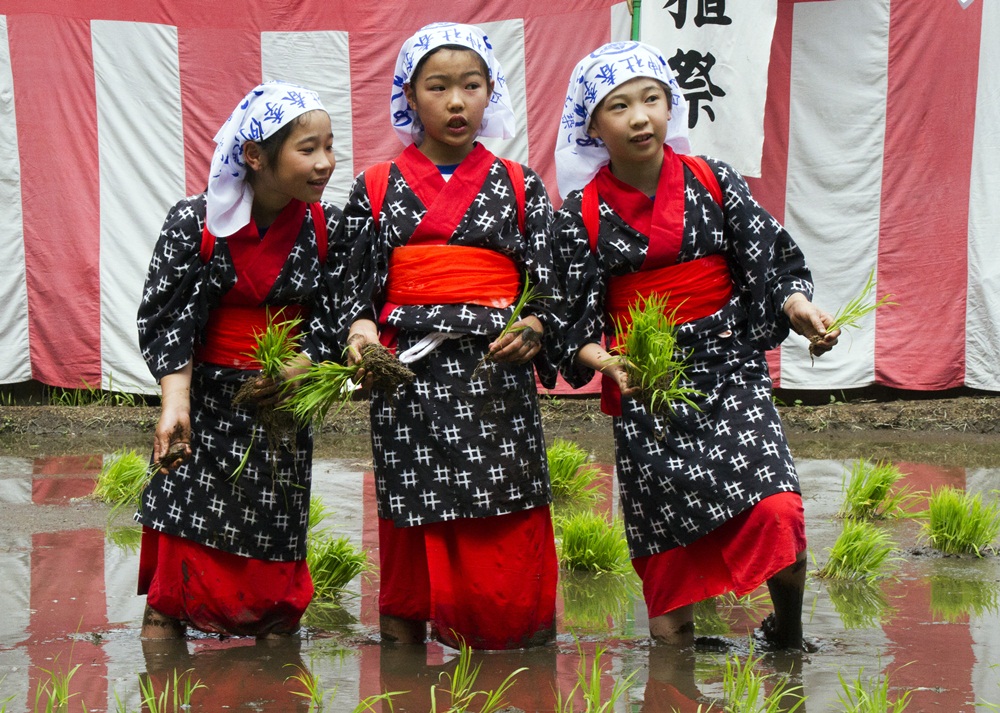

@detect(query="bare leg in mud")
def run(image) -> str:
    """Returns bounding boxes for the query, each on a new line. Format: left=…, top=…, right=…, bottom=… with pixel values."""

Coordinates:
left=762, top=549, right=807, bottom=649
left=380, top=614, right=427, bottom=644
left=649, top=604, right=695, bottom=647
left=141, top=604, right=185, bottom=640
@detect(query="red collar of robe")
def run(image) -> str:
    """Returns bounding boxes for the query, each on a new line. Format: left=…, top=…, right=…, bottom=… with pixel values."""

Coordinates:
left=393, top=142, right=497, bottom=246
left=594, top=145, right=685, bottom=269
left=219, top=199, right=307, bottom=306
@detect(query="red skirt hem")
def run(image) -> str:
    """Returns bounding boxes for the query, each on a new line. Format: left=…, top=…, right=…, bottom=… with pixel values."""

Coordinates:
left=138, top=527, right=313, bottom=637
left=632, top=492, right=806, bottom=617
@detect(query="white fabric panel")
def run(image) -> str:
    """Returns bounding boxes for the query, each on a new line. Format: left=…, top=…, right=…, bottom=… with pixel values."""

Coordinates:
left=93, top=20, right=185, bottom=394
left=640, top=0, right=776, bottom=177
left=779, top=0, right=889, bottom=389
left=610, top=2, right=632, bottom=42
left=965, top=0, right=1000, bottom=390
left=473, top=19, right=529, bottom=166
left=0, top=17, right=30, bottom=385
left=103, top=538, right=144, bottom=625
left=262, top=31, right=355, bottom=207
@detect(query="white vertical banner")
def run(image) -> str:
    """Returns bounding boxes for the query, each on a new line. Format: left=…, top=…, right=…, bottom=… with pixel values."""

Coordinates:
left=93, top=20, right=185, bottom=394
left=610, top=2, right=633, bottom=44
left=473, top=19, right=529, bottom=167
left=0, top=16, right=30, bottom=384
left=639, top=0, right=777, bottom=177
left=965, top=0, right=1000, bottom=390
left=262, top=31, right=355, bottom=206
left=778, top=0, right=889, bottom=389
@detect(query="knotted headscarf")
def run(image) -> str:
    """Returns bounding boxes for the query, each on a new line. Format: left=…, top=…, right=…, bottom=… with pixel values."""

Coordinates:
left=554, top=41, right=691, bottom=198
left=207, top=80, right=327, bottom=237
left=390, top=22, right=516, bottom=147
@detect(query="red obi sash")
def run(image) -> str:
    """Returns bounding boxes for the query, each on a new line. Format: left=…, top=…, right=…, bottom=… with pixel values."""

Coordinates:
left=375, top=144, right=523, bottom=347
left=195, top=199, right=316, bottom=369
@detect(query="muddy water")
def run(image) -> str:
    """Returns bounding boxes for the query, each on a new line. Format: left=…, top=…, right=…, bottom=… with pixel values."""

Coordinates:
left=1, top=435, right=999, bottom=712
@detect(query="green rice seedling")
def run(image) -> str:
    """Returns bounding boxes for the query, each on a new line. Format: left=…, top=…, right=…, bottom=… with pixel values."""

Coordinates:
left=976, top=663, right=1000, bottom=711
left=826, top=579, right=893, bottom=630
left=309, top=494, right=333, bottom=534
left=838, top=458, right=919, bottom=520
left=816, top=520, right=898, bottom=582
left=930, top=575, right=1000, bottom=623
left=137, top=669, right=206, bottom=713
left=430, top=640, right=526, bottom=713
left=307, top=535, right=368, bottom=599
left=924, top=486, right=1000, bottom=556
left=286, top=665, right=334, bottom=712
left=836, top=665, right=912, bottom=713
left=93, top=447, right=153, bottom=521
left=694, top=597, right=732, bottom=637
left=556, top=510, right=631, bottom=574
left=720, top=644, right=805, bottom=713
left=301, top=601, right=359, bottom=632
left=475, top=272, right=549, bottom=374
left=814, top=269, right=896, bottom=359
left=546, top=438, right=603, bottom=505
left=560, top=569, right=641, bottom=632
left=553, top=644, right=636, bottom=713
left=611, top=293, right=702, bottom=414
left=34, top=657, right=82, bottom=712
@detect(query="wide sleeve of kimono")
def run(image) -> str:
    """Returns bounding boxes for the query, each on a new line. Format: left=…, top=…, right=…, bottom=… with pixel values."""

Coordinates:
left=550, top=191, right=607, bottom=389
left=710, top=158, right=815, bottom=352
left=136, top=195, right=209, bottom=382
left=340, top=173, right=384, bottom=328
left=520, top=166, right=563, bottom=390
left=299, top=201, right=347, bottom=363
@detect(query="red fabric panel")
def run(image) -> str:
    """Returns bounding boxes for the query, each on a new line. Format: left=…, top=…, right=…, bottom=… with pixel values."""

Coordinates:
left=139, top=527, right=314, bottom=636
left=523, top=9, right=612, bottom=208
left=385, top=246, right=521, bottom=308
left=875, top=1, right=981, bottom=390
left=632, top=492, right=805, bottom=617
left=751, top=2, right=795, bottom=388
left=179, top=28, right=261, bottom=196
left=10, top=15, right=101, bottom=388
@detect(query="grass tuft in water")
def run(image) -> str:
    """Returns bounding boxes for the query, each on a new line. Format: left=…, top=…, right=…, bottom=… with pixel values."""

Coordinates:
left=924, top=487, right=1000, bottom=557
left=826, top=579, right=893, bottom=630
left=92, top=448, right=153, bottom=521
left=307, top=535, right=368, bottom=600
left=719, top=644, right=805, bottom=713
left=836, top=665, right=912, bottom=713
left=816, top=519, right=898, bottom=582
left=838, top=458, right=919, bottom=520
left=430, top=639, right=525, bottom=713
left=137, top=668, right=206, bottom=713
left=286, top=665, right=402, bottom=712
left=553, top=644, right=636, bottom=713
left=556, top=510, right=631, bottom=574
left=34, top=655, right=82, bottom=712
left=560, top=569, right=641, bottom=632
left=106, top=524, right=143, bottom=553
left=611, top=293, right=703, bottom=414
left=546, top=438, right=603, bottom=505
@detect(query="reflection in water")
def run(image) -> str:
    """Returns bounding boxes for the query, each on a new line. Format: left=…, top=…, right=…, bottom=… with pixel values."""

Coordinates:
left=1, top=450, right=1000, bottom=711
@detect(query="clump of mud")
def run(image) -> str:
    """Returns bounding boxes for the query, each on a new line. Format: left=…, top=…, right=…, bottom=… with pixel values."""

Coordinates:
left=360, top=343, right=415, bottom=395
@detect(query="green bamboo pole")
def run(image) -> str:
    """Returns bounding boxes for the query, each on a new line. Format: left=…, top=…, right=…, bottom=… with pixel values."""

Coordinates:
left=631, top=0, right=642, bottom=40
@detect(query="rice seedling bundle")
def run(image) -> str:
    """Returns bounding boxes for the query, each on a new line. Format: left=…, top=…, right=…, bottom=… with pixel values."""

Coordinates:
left=553, top=645, right=635, bottom=713
left=817, top=519, right=898, bottom=582
left=93, top=448, right=153, bottom=520
left=721, top=645, right=805, bottom=713
left=929, top=574, right=1000, bottom=623
left=924, top=486, right=1000, bottom=556
left=307, top=535, right=368, bottom=599
left=814, top=269, right=896, bottom=359
left=546, top=438, right=603, bottom=505
left=838, top=458, right=917, bottom=520
left=556, top=510, right=631, bottom=574
left=612, top=293, right=702, bottom=414
left=826, top=580, right=893, bottom=630
left=285, top=342, right=414, bottom=425
left=836, top=666, right=912, bottom=713
left=560, top=569, right=641, bottom=631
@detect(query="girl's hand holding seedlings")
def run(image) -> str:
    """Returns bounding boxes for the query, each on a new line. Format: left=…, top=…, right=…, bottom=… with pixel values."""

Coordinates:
left=488, top=316, right=544, bottom=365
left=154, top=364, right=192, bottom=473
left=577, top=342, right=640, bottom=397
left=246, top=354, right=312, bottom=406
left=346, top=319, right=380, bottom=386
left=784, top=292, right=840, bottom=356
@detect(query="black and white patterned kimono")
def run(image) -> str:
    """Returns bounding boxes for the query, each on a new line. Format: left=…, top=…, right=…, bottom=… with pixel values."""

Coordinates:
left=341, top=154, right=562, bottom=527
left=553, top=157, right=813, bottom=560
left=136, top=193, right=345, bottom=561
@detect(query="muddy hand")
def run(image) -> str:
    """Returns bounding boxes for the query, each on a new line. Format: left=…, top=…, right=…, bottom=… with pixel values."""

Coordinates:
left=489, top=318, right=543, bottom=364
left=158, top=441, right=190, bottom=473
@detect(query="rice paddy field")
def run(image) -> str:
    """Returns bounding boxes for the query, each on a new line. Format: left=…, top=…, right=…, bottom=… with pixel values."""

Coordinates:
left=0, top=401, right=999, bottom=712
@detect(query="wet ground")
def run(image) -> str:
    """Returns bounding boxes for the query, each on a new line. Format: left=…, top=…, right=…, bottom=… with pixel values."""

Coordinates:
left=1, top=400, right=999, bottom=711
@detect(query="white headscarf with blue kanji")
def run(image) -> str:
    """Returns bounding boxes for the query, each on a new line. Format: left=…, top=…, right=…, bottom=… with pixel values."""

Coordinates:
left=391, top=22, right=516, bottom=147
left=554, top=41, right=691, bottom=199
left=207, top=80, right=327, bottom=237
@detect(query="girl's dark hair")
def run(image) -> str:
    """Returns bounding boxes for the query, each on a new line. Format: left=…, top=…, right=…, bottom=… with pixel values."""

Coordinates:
left=244, top=111, right=315, bottom=184
left=410, top=44, right=490, bottom=85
